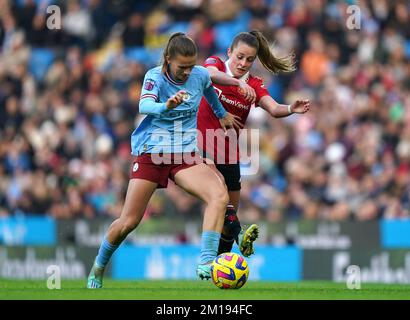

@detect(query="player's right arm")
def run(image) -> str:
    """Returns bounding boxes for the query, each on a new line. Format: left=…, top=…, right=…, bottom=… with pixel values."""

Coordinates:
left=138, top=70, right=184, bottom=115
left=139, top=70, right=167, bottom=115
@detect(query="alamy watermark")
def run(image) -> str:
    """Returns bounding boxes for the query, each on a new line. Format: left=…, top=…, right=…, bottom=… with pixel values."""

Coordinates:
left=142, top=122, right=260, bottom=176
left=46, top=265, right=61, bottom=289
left=44, top=5, right=362, bottom=36
left=46, top=5, right=61, bottom=30
left=346, top=265, right=361, bottom=290
left=346, top=5, right=361, bottom=30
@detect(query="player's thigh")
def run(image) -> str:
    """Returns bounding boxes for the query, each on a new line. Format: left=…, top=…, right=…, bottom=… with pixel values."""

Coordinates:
left=204, top=158, right=226, bottom=186
left=173, top=163, right=227, bottom=203
left=120, top=178, right=158, bottom=223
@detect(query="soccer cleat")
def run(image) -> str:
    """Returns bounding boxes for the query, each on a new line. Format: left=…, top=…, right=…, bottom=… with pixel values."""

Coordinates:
left=196, top=263, right=212, bottom=281
left=87, top=263, right=104, bottom=289
left=238, top=224, right=259, bottom=257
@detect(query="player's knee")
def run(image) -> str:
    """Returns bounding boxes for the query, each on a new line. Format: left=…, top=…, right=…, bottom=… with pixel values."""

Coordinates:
left=210, top=185, right=229, bottom=209
left=222, top=190, right=230, bottom=207
left=216, top=171, right=226, bottom=185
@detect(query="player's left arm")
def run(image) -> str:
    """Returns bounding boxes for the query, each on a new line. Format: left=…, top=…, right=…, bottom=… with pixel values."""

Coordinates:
left=253, top=77, right=310, bottom=118
left=259, top=95, right=310, bottom=118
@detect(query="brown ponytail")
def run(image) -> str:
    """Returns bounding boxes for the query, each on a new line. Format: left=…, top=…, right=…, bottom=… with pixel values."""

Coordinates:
left=161, top=32, right=197, bottom=72
left=231, top=30, right=296, bottom=74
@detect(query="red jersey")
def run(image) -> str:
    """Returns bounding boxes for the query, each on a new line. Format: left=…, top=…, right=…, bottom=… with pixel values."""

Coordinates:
left=197, top=56, right=269, bottom=164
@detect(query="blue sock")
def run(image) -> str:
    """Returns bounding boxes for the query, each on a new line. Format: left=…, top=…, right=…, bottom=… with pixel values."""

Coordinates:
left=95, top=237, right=119, bottom=269
left=199, top=231, right=221, bottom=265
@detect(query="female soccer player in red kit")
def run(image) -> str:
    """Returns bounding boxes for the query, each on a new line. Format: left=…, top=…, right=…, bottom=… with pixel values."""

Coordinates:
left=197, top=30, right=310, bottom=257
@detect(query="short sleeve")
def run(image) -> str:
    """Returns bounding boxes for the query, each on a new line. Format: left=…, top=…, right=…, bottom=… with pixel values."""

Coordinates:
left=204, top=56, right=225, bottom=72
left=140, top=69, right=160, bottom=102
left=254, top=77, right=270, bottom=106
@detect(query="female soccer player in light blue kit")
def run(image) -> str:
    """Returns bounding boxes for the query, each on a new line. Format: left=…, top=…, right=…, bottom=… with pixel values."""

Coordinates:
left=87, top=33, right=242, bottom=288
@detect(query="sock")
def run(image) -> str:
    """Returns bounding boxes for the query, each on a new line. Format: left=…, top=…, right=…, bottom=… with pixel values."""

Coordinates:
left=217, top=234, right=235, bottom=255
left=95, top=237, right=119, bottom=269
left=223, top=205, right=242, bottom=243
left=199, top=231, right=221, bottom=265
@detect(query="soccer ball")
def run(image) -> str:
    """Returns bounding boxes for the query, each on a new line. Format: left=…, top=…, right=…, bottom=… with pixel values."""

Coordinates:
left=210, top=252, right=249, bottom=289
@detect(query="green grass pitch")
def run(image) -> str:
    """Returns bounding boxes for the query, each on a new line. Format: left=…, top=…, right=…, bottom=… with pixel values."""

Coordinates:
left=1, top=279, right=409, bottom=300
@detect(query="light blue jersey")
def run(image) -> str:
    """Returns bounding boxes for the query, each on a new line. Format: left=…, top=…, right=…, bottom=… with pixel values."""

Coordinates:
left=132, top=65, right=227, bottom=155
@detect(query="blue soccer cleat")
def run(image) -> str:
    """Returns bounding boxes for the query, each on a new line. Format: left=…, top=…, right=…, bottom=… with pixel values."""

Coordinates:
left=238, top=224, right=259, bottom=257
left=87, top=262, right=104, bottom=289
left=196, top=263, right=212, bottom=281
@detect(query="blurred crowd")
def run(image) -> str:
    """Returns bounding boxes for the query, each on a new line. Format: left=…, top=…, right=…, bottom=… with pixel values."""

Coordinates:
left=0, top=0, right=409, bottom=222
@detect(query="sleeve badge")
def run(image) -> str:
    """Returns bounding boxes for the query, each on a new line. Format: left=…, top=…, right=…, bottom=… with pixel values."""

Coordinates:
left=144, top=79, right=156, bottom=91
left=204, top=57, right=217, bottom=65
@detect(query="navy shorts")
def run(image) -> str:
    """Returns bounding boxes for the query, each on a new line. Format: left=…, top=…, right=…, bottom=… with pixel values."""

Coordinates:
left=215, top=163, right=241, bottom=191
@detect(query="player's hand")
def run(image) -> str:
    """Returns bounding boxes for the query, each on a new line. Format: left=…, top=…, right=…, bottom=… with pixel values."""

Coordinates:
left=219, top=112, right=243, bottom=132
left=238, top=82, right=256, bottom=104
left=166, top=90, right=186, bottom=110
left=290, top=99, right=310, bottom=114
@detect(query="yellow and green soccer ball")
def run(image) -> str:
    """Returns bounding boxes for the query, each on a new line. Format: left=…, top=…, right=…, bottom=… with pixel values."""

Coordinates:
left=210, top=252, right=249, bottom=289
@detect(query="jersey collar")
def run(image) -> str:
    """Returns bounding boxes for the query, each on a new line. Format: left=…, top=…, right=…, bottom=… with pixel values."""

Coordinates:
left=225, top=59, right=249, bottom=83
left=164, top=66, right=187, bottom=85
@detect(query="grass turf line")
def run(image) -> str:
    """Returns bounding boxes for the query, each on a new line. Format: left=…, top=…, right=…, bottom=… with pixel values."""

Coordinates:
left=1, top=280, right=410, bottom=300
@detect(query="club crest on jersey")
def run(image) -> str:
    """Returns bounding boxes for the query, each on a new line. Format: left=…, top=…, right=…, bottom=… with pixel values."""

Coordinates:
left=132, top=163, right=139, bottom=172
left=144, top=79, right=155, bottom=91
left=182, top=92, right=191, bottom=102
